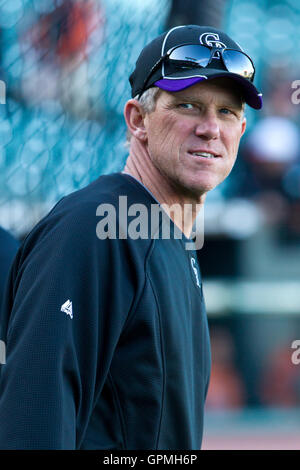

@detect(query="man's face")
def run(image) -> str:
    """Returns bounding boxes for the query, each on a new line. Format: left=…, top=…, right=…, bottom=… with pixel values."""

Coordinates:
left=143, top=78, right=246, bottom=197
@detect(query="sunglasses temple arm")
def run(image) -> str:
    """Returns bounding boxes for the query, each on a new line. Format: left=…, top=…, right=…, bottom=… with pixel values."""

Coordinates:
left=138, top=53, right=169, bottom=98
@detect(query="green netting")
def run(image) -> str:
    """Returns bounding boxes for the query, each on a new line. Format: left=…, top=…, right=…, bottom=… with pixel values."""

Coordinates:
left=1, top=0, right=300, bottom=237
left=0, top=0, right=170, bottom=236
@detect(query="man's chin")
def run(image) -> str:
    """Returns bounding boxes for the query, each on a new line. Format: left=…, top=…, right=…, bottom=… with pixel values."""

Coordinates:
left=181, top=176, right=219, bottom=198
left=164, top=170, right=220, bottom=199
left=171, top=179, right=213, bottom=200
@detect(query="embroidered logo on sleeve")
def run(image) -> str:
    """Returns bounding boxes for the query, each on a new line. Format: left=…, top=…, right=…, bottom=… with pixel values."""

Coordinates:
left=61, top=299, right=73, bottom=319
left=0, top=340, right=6, bottom=364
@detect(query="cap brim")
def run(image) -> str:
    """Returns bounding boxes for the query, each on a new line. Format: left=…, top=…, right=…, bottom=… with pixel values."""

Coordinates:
left=155, top=69, right=262, bottom=110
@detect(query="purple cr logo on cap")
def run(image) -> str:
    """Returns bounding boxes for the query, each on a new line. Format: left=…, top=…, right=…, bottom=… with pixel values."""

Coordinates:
left=199, top=32, right=226, bottom=49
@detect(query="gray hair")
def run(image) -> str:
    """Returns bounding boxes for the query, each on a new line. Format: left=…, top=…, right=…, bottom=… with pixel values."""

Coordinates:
left=125, top=87, right=160, bottom=147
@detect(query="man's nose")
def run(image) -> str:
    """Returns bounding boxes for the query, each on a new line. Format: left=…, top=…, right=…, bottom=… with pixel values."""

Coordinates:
left=194, top=112, right=220, bottom=140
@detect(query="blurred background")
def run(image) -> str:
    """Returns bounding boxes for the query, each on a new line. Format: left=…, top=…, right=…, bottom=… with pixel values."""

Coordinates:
left=0, top=0, right=299, bottom=450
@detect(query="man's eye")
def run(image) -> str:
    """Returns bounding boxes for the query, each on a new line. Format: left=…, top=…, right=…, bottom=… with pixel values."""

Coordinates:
left=178, top=103, right=195, bottom=109
left=220, top=108, right=233, bottom=115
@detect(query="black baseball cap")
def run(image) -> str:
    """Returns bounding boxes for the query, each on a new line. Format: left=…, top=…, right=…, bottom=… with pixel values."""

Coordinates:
left=129, top=25, right=262, bottom=110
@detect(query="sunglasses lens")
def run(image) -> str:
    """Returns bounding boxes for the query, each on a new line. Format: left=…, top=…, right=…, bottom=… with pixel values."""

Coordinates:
left=169, top=45, right=211, bottom=67
left=223, top=49, right=254, bottom=80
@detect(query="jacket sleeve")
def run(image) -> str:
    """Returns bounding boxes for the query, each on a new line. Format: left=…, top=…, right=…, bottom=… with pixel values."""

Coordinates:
left=0, top=227, right=19, bottom=306
left=0, top=202, right=137, bottom=449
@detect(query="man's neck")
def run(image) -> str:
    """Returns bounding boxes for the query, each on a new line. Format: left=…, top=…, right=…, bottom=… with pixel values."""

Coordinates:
left=123, top=139, right=206, bottom=238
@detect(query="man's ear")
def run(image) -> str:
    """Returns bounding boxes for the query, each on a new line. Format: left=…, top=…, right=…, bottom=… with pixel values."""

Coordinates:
left=241, top=116, right=246, bottom=137
left=124, top=99, right=147, bottom=142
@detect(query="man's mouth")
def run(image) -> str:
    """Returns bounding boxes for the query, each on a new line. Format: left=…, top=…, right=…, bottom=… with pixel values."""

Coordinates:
left=189, top=151, right=220, bottom=159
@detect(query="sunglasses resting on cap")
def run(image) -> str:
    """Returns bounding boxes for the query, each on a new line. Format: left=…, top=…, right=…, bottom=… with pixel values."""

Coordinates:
left=129, top=25, right=262, bottom=110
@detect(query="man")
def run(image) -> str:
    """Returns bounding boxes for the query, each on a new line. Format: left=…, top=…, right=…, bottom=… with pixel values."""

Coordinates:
left=0, top=25, right=262, bottom=450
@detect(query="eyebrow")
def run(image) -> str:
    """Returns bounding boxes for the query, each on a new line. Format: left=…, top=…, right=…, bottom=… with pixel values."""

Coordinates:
left=171, top=94, right=243, bottom=110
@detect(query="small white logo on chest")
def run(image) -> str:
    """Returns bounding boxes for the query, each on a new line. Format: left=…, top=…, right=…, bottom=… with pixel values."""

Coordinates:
left=61, top=299, right=73, bottom=319
left=191, top=258, right=201, bottom=288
